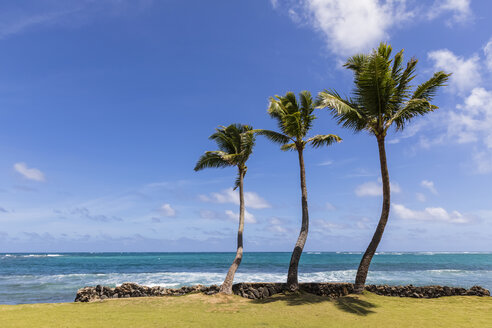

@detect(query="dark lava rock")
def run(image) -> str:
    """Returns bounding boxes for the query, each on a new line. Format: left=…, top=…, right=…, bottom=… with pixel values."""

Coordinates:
left=74, top=282, right=491, bottom=302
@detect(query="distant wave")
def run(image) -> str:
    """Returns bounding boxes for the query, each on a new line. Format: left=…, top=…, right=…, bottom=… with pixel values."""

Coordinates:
left=335, top=252, right=362, bottom=255
left=415, top=252, right=490, bottom=255
left=1, top=254, right=64, bottom=259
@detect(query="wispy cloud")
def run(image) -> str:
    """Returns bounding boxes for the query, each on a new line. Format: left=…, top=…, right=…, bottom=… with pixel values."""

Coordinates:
left=393, top=203, right=471, bottom=224
left=0, top=0, right=154, bottom=40
left=485, top=37, right=492, bottom=72
left=225, top=209, right=257, bottom=224
left=70, top=207, right=123, bottom=222
left=427, top=43, right=492, bottom=174
left=267, top=217, right=291, bottom=235
left=318, top=160, right=333, bottom=166
left=421, top=180, right=438, bottom=194
left=0, top=10, right=74, bottom=39
left=355, top=180, right=401, bottom=197
left=160, top=203, right=176, bottom=217
left=199, top=188, right=271, bottom=209
left=13, top=162, right=45, bottom=182
left=302, top=0, right=413, bottom=56
left=273, top=1, right=473, bottom=58
left=199, top=209, right=257, bottom=224
left=416, top=193, right=427, bottom=202
left=427, top=0, right=472, bottom=25
left=428, top=49, right=481, bottom=95
left=325, top=202, right=336, bottom=211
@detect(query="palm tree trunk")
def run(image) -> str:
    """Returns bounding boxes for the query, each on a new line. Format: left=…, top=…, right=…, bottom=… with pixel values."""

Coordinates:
left=354, top=135, right=391, bottom=294
left=287, top=148, right=309, bottom=291
left=219, top=168, right=245, bottom=294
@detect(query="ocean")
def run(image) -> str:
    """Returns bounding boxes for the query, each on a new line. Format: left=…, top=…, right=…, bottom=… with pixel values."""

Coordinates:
left=0, top=252, right=491, bottom=305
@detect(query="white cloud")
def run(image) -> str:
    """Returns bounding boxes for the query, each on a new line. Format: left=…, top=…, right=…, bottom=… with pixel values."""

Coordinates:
left=421, top=180, right=438, bottom=194
left=274, top=1, right=474, bottom=58
left=428, top=0, right=472, bottom=24
left=452, top=87, right=492, bottom=147
left=428, top=49, right=481, bottom=95
left=485, top=38, right=492, bottom=72
left=199, top=188, right=271, bottom=209
left=355, top=180, right=401, bottom=197
left=225, top=209, right=257, bottom=224
left=416, top=193, right=427, bottom=202
left=426, top=45, right=492, bottom=174
left=13, top=162, right=45, bottom=182
left=300, top=0, right=412, bottom=56
left=160, top=203, right=176, bottom=217
left=448, top=87, right=492, bottom=173
left=393, top=203, right=470, bottom=224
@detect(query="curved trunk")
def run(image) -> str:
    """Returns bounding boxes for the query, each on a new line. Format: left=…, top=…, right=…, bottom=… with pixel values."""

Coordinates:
left=287, top=148, right=309, bottom=291
left=219, top=168, right=245, bottom=294
left=354, top=135, right=390, bottom=293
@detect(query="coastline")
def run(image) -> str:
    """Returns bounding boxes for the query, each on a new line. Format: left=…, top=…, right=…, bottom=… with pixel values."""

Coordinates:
left=74, top=282, right=491, bottom=302
left=2, top=251, right=492, bottom=305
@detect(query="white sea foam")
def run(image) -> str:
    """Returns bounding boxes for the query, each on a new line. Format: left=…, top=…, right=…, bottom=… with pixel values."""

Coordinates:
left=335, top=252, right=362, bottom=255
left=375, top=252, right=404, bottom=255
left=1, top=254, right=64, bottom=259
left=2, top=269, right=490, bottom=290
left=24, top=254, right=64, bottom=258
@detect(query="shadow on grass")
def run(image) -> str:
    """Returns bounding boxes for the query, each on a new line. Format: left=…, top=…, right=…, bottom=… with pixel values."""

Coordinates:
left=251, top=292, right=330, bottom=306
left=335, top=296, right=377, bottom=316
left=252, top=293, right=377, bottom=316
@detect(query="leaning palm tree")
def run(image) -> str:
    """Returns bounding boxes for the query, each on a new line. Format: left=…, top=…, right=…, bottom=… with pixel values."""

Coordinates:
left=254, top=91, right=341, bottom=291
left=194, top=123, right=256, bottom=294
left=317, top=42, right=450, bottom=293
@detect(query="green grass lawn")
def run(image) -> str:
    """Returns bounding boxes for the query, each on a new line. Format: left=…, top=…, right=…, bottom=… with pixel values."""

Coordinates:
left=1, top=292, right=491, bottom=328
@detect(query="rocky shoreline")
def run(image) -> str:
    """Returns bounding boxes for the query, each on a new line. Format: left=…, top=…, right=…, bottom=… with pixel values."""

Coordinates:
left=74, top=282, right=490, bottom=302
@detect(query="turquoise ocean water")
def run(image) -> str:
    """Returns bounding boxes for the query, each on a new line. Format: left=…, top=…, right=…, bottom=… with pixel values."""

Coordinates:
left=0, top=252, right=491, bottom=304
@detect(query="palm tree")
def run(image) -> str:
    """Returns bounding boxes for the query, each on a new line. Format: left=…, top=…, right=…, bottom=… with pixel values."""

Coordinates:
left=254, top=91, right=341, bottom=291
left=194, top=123, right=256, bottom=294
left=316, top=42, right=450, bottom=293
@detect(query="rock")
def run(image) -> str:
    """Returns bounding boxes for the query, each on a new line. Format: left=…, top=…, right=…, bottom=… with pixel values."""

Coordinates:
left=73, top=282, right=491, bottom=302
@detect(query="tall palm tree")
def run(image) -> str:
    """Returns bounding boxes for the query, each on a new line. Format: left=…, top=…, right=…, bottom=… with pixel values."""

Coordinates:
left=194, top=123, right=256, bottom=294
left=317, top=43, right=450, bottom=293
left=254, top=91, right=341, bottom=291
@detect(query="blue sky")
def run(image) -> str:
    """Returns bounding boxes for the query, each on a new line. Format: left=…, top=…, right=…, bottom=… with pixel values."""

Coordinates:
left=0, top=0, right=491, bottom=252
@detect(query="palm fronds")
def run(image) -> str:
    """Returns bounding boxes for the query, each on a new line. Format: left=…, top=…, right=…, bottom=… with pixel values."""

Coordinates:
left=195, top=123, right=256, bottom=188
left=308, top=134, right=342, bottom=148
left=317, top=42, right=450, bottom=136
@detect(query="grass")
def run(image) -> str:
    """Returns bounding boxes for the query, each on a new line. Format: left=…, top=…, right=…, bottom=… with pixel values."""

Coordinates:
left=1, top=292, right=491, bottom=327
